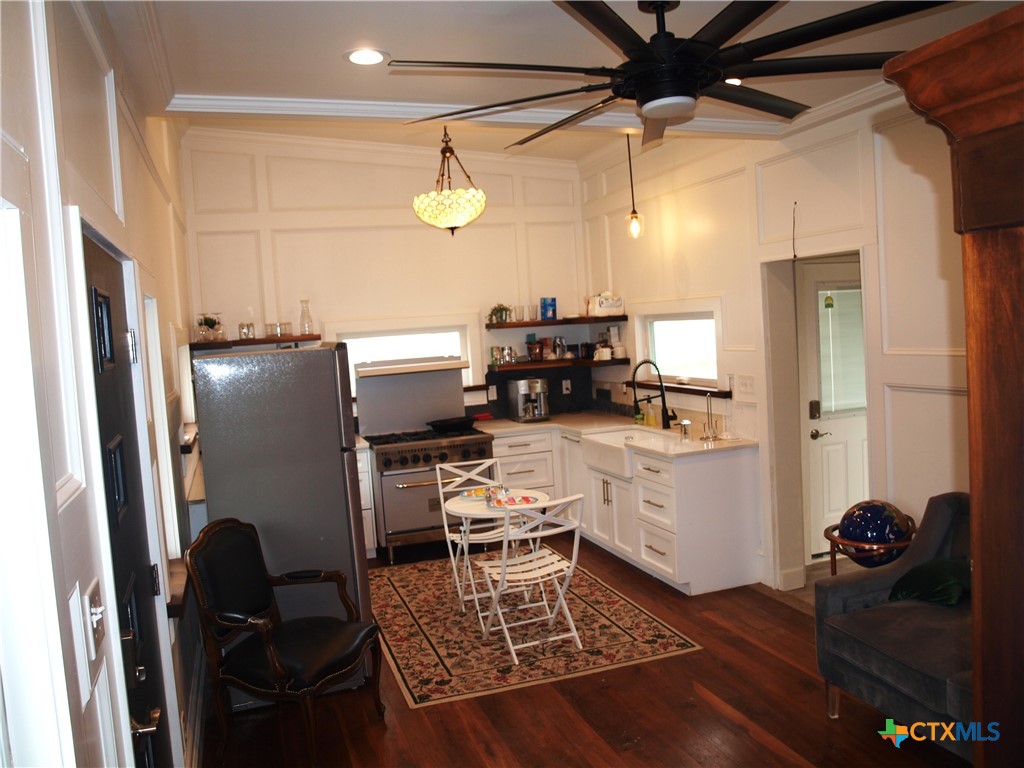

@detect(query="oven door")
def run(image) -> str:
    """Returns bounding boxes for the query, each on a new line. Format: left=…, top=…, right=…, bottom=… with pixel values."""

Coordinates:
left=378, top=469, right=445, bottom=536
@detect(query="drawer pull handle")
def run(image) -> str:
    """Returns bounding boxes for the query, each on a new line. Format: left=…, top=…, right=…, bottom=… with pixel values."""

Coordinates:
left=561, top=435, right=581, bottom=443
left=645, top=544, right=667, bottom=557
left=507, top=469, right=535, bottom=476
left=507, top=442, right=533, bottom=449
left=643, top=499, right=665, bottom=509
left=641, top=465, right=662, bottom=474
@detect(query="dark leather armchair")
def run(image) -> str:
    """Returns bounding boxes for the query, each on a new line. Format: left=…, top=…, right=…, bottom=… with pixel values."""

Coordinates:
left=185, top=518, right=385, bottom=763
left=815, top=492, right=971, bottom=760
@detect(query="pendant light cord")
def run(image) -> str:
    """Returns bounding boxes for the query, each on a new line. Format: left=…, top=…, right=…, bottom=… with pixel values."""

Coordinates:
left=627, top=134, right=637, bottom=212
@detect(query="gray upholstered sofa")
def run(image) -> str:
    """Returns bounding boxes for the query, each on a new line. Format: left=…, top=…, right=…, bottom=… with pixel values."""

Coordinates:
left=815, top=491, right=972, bottom=761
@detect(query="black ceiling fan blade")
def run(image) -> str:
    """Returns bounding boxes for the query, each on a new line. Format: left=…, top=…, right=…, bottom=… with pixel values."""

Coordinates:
left=724, top=52, right=901, bottom=80
left=389, top=59, right=618, bottom=79
left=717, top=1, right=949, bottom=68
left=686, top=2, right=777, bottom=50
left=405, top=83, right=614, bottom=124
left=702, top=83, right=808, bottom=120
left=506, top=95, right=622, bottom=148
left=641, top=117, right=668, bottom=146
left=562, top=1, right=648, bottom=57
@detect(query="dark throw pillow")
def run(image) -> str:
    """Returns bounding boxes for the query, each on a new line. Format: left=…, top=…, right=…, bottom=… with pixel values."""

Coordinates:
left=889, top=558, right=972, bottom=606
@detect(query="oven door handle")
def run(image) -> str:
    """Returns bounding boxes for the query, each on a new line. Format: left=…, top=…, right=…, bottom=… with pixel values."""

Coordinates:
left=394, top=477, right=452, bottom=490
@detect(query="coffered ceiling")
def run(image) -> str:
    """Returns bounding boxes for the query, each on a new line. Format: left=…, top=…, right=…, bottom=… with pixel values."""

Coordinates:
left=96, top=1, right=1013, bottom=160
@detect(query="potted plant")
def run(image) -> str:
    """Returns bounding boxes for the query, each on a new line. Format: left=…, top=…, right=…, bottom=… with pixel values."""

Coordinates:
left=487, top=303, right=512, bottom=323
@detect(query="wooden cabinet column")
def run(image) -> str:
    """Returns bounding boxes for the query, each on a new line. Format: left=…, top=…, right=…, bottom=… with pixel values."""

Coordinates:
left=884, top=6, right=1023, bottom=765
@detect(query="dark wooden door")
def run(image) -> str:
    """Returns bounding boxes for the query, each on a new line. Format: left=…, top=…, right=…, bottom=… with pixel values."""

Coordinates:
left=85, top=235, right=172, bottom=767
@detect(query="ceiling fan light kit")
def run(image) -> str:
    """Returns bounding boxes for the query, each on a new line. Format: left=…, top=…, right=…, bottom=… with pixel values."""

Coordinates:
left=413, top=127, right=486, bottom=235
left=391, top=0, right=948, bottom=147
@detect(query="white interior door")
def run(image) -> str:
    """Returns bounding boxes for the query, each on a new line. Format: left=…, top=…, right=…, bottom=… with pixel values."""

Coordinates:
left=797, top=259, right=869, bottom=560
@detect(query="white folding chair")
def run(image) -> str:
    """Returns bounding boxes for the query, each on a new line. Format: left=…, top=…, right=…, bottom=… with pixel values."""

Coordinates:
left=436, top=459, right=504, bottom=610
left=471, top=494, right=584, bottom=665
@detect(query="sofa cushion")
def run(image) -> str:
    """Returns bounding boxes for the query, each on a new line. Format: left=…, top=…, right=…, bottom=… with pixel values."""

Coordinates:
left=823, top=599, right=971, bottom=715
left=889, top=557, right=971, bottom=605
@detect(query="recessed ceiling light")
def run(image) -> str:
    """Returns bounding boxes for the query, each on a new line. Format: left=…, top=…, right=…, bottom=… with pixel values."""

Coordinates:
left=347, top=49, right=387, bottom=66
left=724, top=77, right=742, bottom=86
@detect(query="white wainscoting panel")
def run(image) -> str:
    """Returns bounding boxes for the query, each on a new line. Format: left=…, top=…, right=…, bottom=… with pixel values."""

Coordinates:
left=195, top=231, right=262, bottom=321
left=884, top=384, right=969, bottom=515
left=756, top=132, right=862, bottom=244
left=189, top=150, right=258, bottom=214
left=874, top=116, right=965, bottom=355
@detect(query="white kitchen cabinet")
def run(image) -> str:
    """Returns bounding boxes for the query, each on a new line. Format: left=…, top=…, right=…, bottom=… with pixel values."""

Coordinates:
left=587, top=469, right=632, bottom=555
left=356, top=448, right=376, bottom=555
left=580, top=430, right=760, bottom=595
left=558, top=432, right=588, bottom=528
left=493, top=431, right=555, bottom=498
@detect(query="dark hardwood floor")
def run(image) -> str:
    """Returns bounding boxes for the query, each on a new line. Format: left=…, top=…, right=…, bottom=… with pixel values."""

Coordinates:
left=204, top=539, right=967, bottom=767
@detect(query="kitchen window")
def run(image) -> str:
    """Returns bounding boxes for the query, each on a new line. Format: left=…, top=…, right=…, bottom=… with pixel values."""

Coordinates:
left=648, top=313, right=718, bottom=386
left=631, top=296, right=725, bottom=391
left=325, top=312, right=482, bottom=393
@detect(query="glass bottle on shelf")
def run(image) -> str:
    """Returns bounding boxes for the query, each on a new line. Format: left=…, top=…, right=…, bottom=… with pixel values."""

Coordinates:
left=298, top=299, right=314, bottom=335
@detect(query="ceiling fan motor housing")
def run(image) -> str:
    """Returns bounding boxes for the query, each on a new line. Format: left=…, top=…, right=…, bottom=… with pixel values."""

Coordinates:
left=631, top=63, right=717, bottom=118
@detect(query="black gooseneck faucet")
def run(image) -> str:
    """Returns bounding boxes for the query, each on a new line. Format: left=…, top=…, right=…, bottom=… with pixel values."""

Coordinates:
left=631, top=358, right=678, bottom=429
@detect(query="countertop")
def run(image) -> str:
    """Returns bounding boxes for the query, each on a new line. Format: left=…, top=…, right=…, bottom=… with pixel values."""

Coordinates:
left=476, top=412, right=758, bottom=457
left=476, top=412, right=636, bottom=436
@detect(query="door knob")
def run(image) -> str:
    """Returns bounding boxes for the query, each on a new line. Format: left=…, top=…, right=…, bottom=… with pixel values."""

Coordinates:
left=131, top=707, right=161, bottom=738
left=810, top=429, right=832, bottom=440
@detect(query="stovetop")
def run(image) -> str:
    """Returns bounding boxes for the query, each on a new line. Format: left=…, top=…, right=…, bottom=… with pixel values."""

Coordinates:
left=364, top=428, right=482, bottom=446
left=364, top=428, right=493, bottom=472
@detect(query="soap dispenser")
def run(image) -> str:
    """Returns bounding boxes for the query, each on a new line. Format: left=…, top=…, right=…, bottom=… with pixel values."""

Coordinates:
left=643, top=401, right=656, bottom=427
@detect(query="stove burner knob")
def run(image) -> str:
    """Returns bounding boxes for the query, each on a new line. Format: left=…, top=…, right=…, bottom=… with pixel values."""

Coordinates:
left=422, top=453, right=432, bottom=464
left=474, top=447, right=488, bottom=458
left=460, top=448, right=471, bottom=460
left=399, top=455, right=409, bottom=466
left=410, top=454, right=420, bottom=465
left=382, top=457, right=393, bottom=469
left=438, top=451, right=449, bottom=463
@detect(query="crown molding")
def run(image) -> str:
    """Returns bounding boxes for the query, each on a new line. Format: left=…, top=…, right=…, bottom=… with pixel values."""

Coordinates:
left=167, top=94, right=784, bottom=138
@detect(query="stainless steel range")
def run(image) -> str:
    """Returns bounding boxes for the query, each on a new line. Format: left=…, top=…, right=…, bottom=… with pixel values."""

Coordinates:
left=353, top=361, right=493, bottom=563
left=366, top=428, right=494, bottom=562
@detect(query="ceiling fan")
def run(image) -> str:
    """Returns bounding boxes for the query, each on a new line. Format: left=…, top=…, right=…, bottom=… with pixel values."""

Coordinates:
left=390, top=1, right=947, bottom=147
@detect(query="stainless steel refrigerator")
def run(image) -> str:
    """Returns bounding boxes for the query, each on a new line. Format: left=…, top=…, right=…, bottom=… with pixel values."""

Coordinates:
left=192, top=343, right=369, bottom=623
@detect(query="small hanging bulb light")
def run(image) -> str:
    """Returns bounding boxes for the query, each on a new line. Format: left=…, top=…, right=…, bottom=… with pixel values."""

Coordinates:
left=625, top=134, right=643, bottom=239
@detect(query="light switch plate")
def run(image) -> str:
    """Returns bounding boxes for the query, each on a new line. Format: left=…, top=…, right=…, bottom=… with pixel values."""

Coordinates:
left=737, top=375, right=755, bottom=396
left=84, top=577, right=105, bottom=660
left=562, top=379, right=571, bottom=395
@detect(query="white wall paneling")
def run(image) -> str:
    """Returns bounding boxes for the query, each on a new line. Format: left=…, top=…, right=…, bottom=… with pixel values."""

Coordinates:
left=884, top=385, right=969, bottom=516
left=189, top=150, right=258, bottom=214
left=874, top=115, right=966, bottom=355
left=194, top=230, right=263, bottom=325
left=182, top=128, right=585, bottom=380
left=756, top=132, right=863, bottom=246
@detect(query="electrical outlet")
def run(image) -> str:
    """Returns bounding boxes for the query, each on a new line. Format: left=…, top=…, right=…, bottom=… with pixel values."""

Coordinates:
left=487, top=385, right=496, bottom=401
left=562, top=379, right=571, bottom=395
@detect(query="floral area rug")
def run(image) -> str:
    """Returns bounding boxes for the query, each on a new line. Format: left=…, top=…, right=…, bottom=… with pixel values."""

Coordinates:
left=369, top=551, right=701, bottom=707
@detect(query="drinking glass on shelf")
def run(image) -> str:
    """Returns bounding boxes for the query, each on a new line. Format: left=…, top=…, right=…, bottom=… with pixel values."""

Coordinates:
left=514, top=305, right=524, bottom=321
left=528, top=304, right=539, bottom=320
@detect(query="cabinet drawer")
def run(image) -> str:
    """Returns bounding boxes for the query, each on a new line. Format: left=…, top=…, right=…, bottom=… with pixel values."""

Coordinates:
left=633, top=454, right=673, bottom=486
left=358, top=471, right=372, bottom=510
left=356, top=450, right=370, bottom=473
left=493, top=432, right=553, bottom=457
left=501, top=453, right=554, bottom=490
left=635, top=480, right=675, bottom=532
left=637, top=520, right=677, bottom=580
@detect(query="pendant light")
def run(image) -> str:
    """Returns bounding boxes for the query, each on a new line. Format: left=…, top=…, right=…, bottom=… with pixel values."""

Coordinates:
left=625, top=134, right=643, bottom=239
left=412, top=126, right=486, bottom=236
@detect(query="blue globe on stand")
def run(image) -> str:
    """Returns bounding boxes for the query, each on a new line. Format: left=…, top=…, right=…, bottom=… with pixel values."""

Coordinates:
left=836, top=500, right=915, bottom=568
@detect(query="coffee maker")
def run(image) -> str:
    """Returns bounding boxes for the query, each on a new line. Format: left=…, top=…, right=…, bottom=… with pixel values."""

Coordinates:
left=508, top=378, right=549, bottom=422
